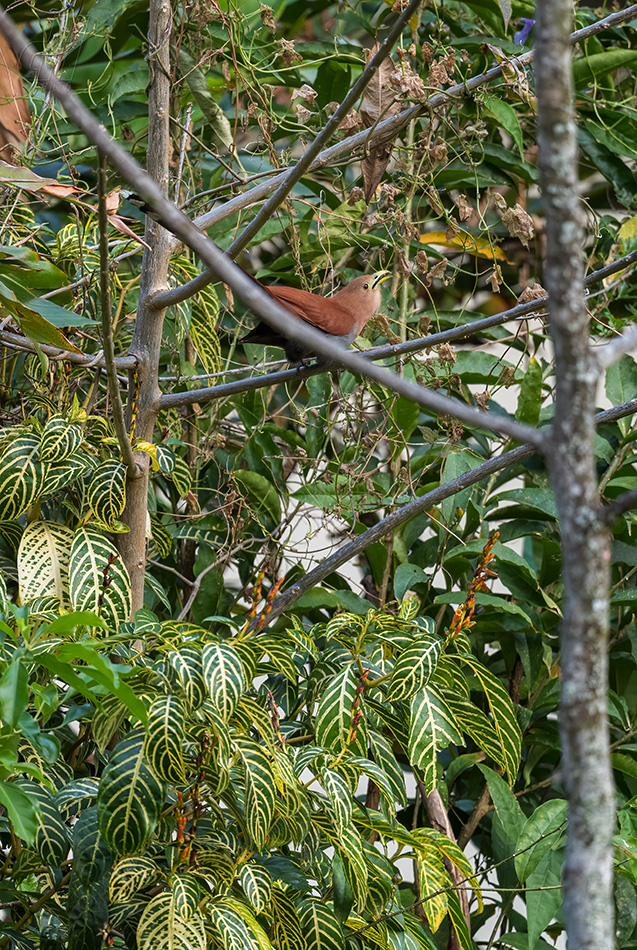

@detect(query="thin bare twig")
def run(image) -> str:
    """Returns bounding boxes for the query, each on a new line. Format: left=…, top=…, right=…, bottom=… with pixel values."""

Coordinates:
left=150, top=4, right=637, bottom=311
left=248, top=398, right=637, bottom=631
left=97, top=151, right=139, bottom=476
left=158, top=247, right=637, bottom=409
left=0, top=12, right=543, bottom=450
left=599, top=489, right=637, bottom=526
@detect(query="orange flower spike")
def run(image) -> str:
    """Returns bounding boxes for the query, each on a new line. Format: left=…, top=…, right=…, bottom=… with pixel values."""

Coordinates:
left=256, top=575, right=286, bottom=631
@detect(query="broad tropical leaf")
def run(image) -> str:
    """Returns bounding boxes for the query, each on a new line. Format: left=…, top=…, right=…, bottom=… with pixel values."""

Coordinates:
left=86, top=459, right=127, bottom=528
left=314, top=666, right=366, bottom=755
left=39, top=414, right=83, bottom=463
left=109, top=855, right=161, bottom=903
left=0, top=436, right=47, bottom=520
left=167, top=646, right=206, bottom=711
left=97, top=730, right=165, bottom=856
left=298, top=899, right=345, bottom=950
left=68, top=527, right=131, bottom=627
left=237, top=738, right=276, bottom=850
left=239, top=862, right=272, bottom=913
left=145, top=695, right=187, bottom=784
left=455, top=654, right=522, bottom=782
left=202, top=641, right=245, bottom=721
left=137, top=892, right=207, bottom=950
left=72, top=806, right=112, bottom=888
left=271, top=885, right=306, bottom=950
left=17, top=521, right=73, bottom=607
left=386, top=634, right=442, bottom=702
left=408, top=686, right=463, bottom=793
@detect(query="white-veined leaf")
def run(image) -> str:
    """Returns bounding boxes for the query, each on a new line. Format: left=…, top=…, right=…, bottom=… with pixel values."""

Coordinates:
left=145, top=695, right=187, bottom=784
left=323, top=768, right=352, bottom=836
left=137, top=892, right=206, bottom=950
left=239, top=863, right=272, bottom=913
left=97, top=730, right=165, bottom=856
left=314, top=666, right=366, bottom=755
left=17, top=520, right=73, bottom=607
left=386, top=634, right=442, bottom=702
left=298, top=898, right=345, bottom=950
left=87, top=459, right=127, bottom=528
left=202, top=641, right=245, bottom=721
left=409, top=686, right=463, bottom=794
left=39, top=415, right=83, bottom=463
left=237, top=739, right=276, bottom=850
left=455, top=653, right=522, bottom=782
left=109, top=855, right=161, bottom=903
left=166, top=646, right=206, bottom=711
left=68, top=527, right=131, bottom=627
left=0, top=436, right=47, bottom=520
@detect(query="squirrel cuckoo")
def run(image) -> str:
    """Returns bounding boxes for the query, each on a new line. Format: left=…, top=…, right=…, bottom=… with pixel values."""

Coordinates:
left=242, top=270, right=391, bottom=364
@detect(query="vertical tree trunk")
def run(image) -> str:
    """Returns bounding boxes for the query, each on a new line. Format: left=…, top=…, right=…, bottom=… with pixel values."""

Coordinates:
left=535, top=1, right=614, bottom=946
left=118, top=0, right=173, bottom=612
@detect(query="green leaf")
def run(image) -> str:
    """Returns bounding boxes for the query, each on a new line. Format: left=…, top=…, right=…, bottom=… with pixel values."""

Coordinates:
left=0, top=781, right=39, bottom=843
left=606, top=357, right=637, bottom=436
left=481, top=94, right=524, bottom=158
left=387, top=634, right=442, bottom=702
left=178, top=48, right=233, bottom=149
left=573, top=48, right=637, bottom=88
left=0, top=437, right=47, bottom=521
left=235, top=470, right=281, bottom=526
left=314, top=665, right=362, bottom=754
left=72, top=806, right=112, bottom=887
left=87, top=460, right=127, bottom=528
left=525, top=849, right=563, bottom=950
left=68, top=527, right=132, bottom=628
left=516, top=356, right=542, bottom=426
left=97, top=730, right=165, bottom=856
left=137, top=892, right=207, bottom=950
left=17, top=780, right=69, bottom=865
left=298, top=898, right=345, bottom=950
left=239, top=863, right=272, bottom=913
left=109, top=855, right=161, bottom=903
left=515, top=799, right=567, bottom=883
left=408, top=686, right=463, bottom=793
left=202, top=641, right=245, bottom=721
left=393, top=562, right=429, bottom=601
left=236, top=739, right=276, bottom=851
left=458, top=655, right=522, bottom=782
left=271, top=886, right=307, bottom=950
left=477, top=764, right=524, bottom=849
left=145, top=695, right=187, bottom=784
left=0, top=660, right=28, bottom=728
left=17, top=521, right=73, bottom=608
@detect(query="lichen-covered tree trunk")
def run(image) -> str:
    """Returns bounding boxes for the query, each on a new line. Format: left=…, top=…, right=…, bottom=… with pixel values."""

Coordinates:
left=535, top=1, right=614, bottom=945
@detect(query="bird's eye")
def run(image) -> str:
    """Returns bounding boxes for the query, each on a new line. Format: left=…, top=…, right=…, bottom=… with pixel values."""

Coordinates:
left=363, top=282, right=369, bottom=290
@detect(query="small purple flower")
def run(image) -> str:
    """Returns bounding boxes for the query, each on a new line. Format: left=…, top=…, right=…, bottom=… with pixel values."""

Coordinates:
left=514, top=18, right=535, bottom=46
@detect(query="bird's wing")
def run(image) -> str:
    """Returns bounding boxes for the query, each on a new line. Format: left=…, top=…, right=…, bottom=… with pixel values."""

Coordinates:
left=267, top=285, right=357, bottom=335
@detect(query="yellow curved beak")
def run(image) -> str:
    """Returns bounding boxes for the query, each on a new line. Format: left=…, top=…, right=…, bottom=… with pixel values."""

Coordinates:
left=371, top=270, right=392, bottom=289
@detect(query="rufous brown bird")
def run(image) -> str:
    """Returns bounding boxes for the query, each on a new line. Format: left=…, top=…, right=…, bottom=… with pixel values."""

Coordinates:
left=242, top=270, right=391, bottom=364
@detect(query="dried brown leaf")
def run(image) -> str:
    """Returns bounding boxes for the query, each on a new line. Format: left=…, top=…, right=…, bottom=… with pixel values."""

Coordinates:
left=360, top=42, right=400, bottom=203
left=0, top=34, right=29, bottom=163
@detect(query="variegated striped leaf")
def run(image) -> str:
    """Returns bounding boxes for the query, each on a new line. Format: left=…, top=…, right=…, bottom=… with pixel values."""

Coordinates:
left=166, top=646, right=206, bottom=711
left=259, top=636, right=298, bottom=680
left=87, top=459, right=127, bottom=528
left=409, top=687, right=463, bottom=794
left=399, top=596, right=420, bottom=620
left=344, top=755, right=403, bottom=811
left=421, top=828, right=482, bottom=909
left=97, top=730, right=165, bottom=856
left=414, top=839, right=448, bottom=932
left=170, top=456, right=192, bottom=497
left=55, top=778, right=99, bottom=820
left=17, top=521, right=73, bottom=607
left=145, top=695, right=187, bottom=784
left=92, top=694, right=128, bottom=753
left=209, top=902, right=260, bottom=950
left=368, top=731, right=407, bottom=806
left=447, top=888, right=472, bottom=950
left=455, top=653, right=522, bottom=783
left=0, top=437, right=47, bottom=520
left=151, top=519, right=173, bottom=558
left=109, top=855, right=161, bottom=903
left=190, top=285, right=221, bottom=375
left=137, top=892, right=206, bottom=950
left=239, top=863, right=272, bottom=913
left=156, top=443, right=176, bottom=475
left=202, top=641, right=245, bottom=721
left=236, top=739, right=276, bottom=850
left=361, top=840, right=394, bottom=915
left=444, top=691, right=508, bottom=773
left=335, top=825, right=368, bottom=907
left=386, top=634, right=442, bottom=702
left=322, top=768, right=352, bottom=836
left=0, top=519, right=23, bottom=555
left=39, top=415, right=83, bottom=463
left=271, top=885, right=306, bottom=950
left=314, top=666, right=365, bottom=755
left=67, top=874, right=108, bottom=950
left=72, top=806, right=112, bottom=888
left=41, top=450, right=95, bottom=495
left=17, top=780, right=69, bottom=867
left=171, top=872, right=200, bottom=918
left=298, top=899, right=344, bottom=950
left=69, top=527, right=131, bottom=627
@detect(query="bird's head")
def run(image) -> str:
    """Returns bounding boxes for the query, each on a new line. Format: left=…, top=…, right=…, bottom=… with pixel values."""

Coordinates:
left=337, top=270, right=391, bottom=329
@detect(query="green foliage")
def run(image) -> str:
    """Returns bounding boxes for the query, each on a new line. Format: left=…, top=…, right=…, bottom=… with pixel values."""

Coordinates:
left=0, top=0, right=635, bottom=947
